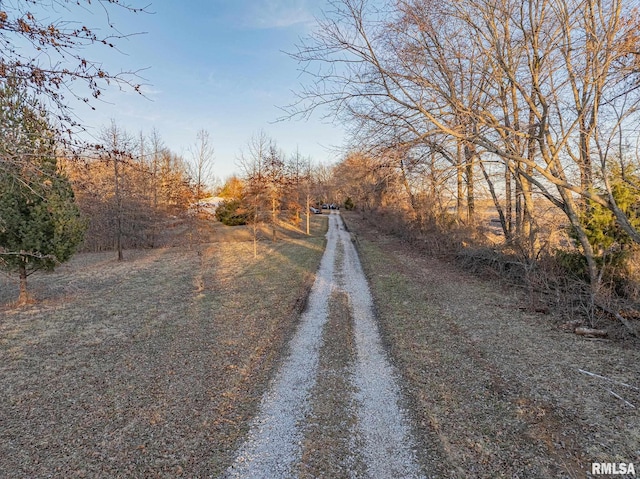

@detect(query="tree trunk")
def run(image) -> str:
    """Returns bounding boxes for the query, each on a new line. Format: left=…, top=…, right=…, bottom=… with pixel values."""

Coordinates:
left=578, top=117, right=593, bottom=213
left=114, top=156, right=123, bottom=261
left=253, top=206, right=259, bottom=259
left=464, top=143, right=475, bottom=222
left=521, top=166, right=536, bottom=258
left=399, top=158, right=418, bottom=220
left=271, top=197, right=277, bottom=242
left=18, top=262, right=33, bottom=305
left=480, top=160, right=512, bottom=243
left=561, top=190, right=599, bottom=294
left=306, top=194, right=310, bottom=235
left=505, top=163, right=513, bottom=235
left=456, top=141, right=464, bottom=222
left=515, top=162, right=523, bottom=239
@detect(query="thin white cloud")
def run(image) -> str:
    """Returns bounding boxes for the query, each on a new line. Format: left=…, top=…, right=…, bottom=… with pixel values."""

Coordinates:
left=244, top=0, right=315, bottom=29
left=139, top=85, right=162, bottom=96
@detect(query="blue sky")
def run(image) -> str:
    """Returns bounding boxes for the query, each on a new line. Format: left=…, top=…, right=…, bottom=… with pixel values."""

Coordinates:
left=72, top=1, right=345, bottom=180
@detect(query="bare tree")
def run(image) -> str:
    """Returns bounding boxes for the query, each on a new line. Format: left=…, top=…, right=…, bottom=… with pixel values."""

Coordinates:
left=142, top=128, right=167, bottom=247
left=189, top=129, right=216, bottom=207
left=0, top=1, right=148, bottom=129
left=286, top=148, right=315, bottom=234
left=238, top=131, right=272, bottom=257
left=183, top=129, right=214, bottom=246
left=290, top=0, right=640, bottom=295
left=98, top=120, right=137, bottom=261
left=238, top=132, right=301, bottom=251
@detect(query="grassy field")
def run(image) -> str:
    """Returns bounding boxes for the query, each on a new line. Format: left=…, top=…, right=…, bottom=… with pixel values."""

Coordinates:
left=0, top=216, right=328, bottom=478
left=3, top=209, right=638, bottom=478
left=343, top=211, right=640, bottom=479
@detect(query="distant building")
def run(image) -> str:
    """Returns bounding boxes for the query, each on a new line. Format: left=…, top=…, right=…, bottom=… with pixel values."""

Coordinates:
left=193, top=196, right=226, bottom=216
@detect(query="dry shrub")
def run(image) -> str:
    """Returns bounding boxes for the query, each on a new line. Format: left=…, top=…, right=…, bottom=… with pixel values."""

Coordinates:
left=359, top=205, right=488, bottom=257
left=371, top=207, right=414, bottom=239
left=612, top=249, right=640, bottom=302
left=357, top=204, right=640, bottom=335
left=455, top=247, right=527, bottom=283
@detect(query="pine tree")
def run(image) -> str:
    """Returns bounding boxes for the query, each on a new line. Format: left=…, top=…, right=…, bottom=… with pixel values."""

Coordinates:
left=0, top=82, right=86, bottom=304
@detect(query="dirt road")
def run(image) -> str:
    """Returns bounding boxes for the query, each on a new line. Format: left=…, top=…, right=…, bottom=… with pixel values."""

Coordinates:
left=225, top=211, right=426, bottom=478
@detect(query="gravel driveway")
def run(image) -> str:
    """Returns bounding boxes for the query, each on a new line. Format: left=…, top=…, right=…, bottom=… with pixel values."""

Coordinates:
left=225, top=211, right=425, bottom=478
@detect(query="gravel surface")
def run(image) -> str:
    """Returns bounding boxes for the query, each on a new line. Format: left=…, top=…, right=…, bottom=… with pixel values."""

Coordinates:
left=225, top=214, right=338, bottom=478
left=225, top=212, right=425, bottom=478
left=342, top=217, right=426, bottom=479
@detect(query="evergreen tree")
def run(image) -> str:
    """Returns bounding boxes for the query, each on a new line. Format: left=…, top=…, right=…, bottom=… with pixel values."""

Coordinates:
left=0, top=83, right=86, bottom=304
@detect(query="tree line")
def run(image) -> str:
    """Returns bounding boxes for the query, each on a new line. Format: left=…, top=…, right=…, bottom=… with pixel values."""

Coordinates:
left=216, top=131, right=336, bottom=255
left=0, top=1, right=338, bottom=305
left=65, top=123, right=202, bottom=257
left=0, top=83, right=213, bottom=303
left=0, top=85, right=329, bottom=304
left=288, top=0, right=640, bottom=330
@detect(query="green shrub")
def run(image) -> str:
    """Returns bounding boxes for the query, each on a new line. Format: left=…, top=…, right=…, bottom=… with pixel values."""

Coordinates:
left=344, top=197, right=355, bottom=211
left=215, top=199, right=250, bottom=226
left=554, top=250, right=589, bottom=280
left=565, top=167, right=640, bottom=276
left=586, top=167, right=640, bottom=250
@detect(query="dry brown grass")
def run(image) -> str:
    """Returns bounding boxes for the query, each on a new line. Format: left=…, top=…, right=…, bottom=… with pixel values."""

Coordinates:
left=0, top=215, right=328, bottom=478
left=343, top=211, right=640, bottom=479
left=298, top=289, right=362, bottom=479
left=155, top=212, right=323, bottom=248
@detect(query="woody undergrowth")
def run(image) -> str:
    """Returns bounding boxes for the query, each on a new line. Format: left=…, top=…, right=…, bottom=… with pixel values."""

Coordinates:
left=353, top=196, right=640, bottom=339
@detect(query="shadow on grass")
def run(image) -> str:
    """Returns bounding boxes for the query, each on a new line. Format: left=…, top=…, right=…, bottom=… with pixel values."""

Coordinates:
left=0, top=216, right=328, bottom=477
